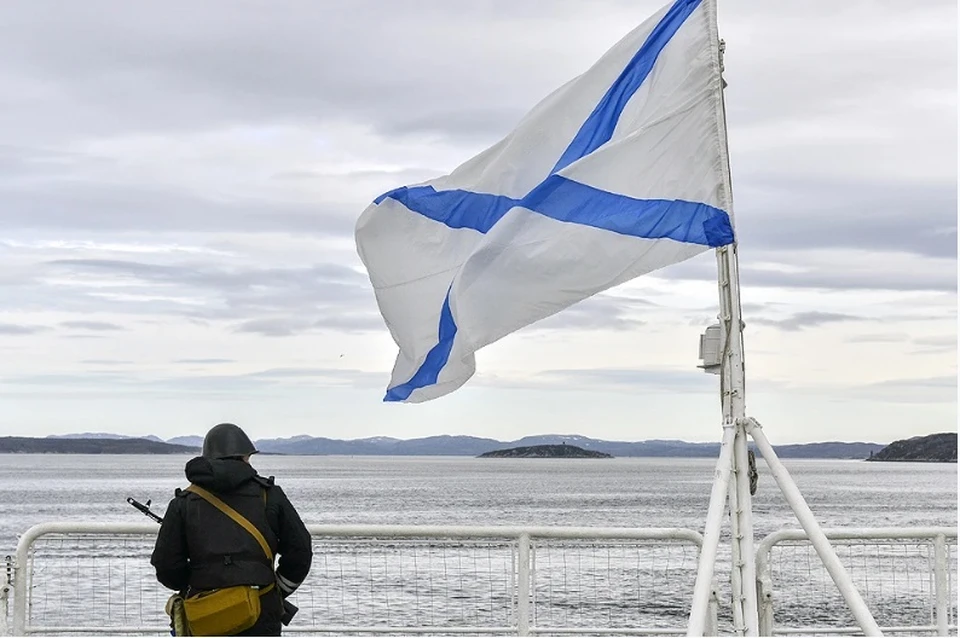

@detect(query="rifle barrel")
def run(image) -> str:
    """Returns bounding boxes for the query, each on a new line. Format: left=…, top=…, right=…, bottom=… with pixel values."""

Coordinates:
left=127, top=497, right=163, bottom=524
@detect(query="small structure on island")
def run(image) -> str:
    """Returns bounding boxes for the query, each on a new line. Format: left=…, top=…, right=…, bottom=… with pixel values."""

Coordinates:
left=478, top=444, right=613, bottom=459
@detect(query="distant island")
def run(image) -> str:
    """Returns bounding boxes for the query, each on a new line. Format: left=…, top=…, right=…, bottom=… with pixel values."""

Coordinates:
left=479, top=444, right=613, bottom=458
left=0, top=432, right=899, bottom=459
left=0, top=437, right=199, bottom=455
left=866, top=433, right=956, bottom=463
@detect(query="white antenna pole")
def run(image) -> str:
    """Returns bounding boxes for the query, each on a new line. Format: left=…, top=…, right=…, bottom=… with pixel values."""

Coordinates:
left=689, top=3, right=760, bottom=632
left=712, top=22, right=761, bottom=635
left=692, top=4, right=884, bottom=636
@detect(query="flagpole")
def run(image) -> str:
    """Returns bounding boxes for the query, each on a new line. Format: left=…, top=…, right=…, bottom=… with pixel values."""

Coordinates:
left=693, top=5, right=883, bottom=636
left=710, top=5, right=760, bottom=632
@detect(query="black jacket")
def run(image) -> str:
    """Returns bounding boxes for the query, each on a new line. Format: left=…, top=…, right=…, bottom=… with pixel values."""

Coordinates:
left=151, top=457, right=312, bottom=634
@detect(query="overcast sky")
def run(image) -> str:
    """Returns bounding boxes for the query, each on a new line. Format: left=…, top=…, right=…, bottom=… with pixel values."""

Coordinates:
left=0, top=0, right=955, bottom=445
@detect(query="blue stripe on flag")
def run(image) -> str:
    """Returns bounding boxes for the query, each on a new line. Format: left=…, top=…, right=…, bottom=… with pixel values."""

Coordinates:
left=375, top=185, right=519, bottom=234
left=551, top=0, right=704, bottom=173
left=384, top=290, right=459, bottom=402
left=525, top=175, right=732, bottom=246
left=378, top=176, right=732, bottom=247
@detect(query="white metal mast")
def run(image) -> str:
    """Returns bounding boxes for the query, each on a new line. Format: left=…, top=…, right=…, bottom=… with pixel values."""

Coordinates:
left=687, top=1, right=884, bottom=635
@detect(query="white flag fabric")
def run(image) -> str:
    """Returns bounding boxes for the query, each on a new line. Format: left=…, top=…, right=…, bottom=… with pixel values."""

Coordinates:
left=356, top=0, right=734, bottom=403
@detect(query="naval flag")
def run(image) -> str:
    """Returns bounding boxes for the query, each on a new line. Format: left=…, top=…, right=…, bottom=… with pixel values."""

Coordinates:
left=356, top=0, right=734, bottom=403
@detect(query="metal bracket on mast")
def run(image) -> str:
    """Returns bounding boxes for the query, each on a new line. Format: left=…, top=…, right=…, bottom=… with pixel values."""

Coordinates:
left=719, top=39, right=728, bottom=88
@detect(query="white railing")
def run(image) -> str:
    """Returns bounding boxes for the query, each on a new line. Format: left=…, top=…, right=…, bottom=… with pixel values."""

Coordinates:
left=756, top=527, right=958, bottom=636
left=5, top=523, right=956, bottom=636
left=4, top=523, right=711, bottom=636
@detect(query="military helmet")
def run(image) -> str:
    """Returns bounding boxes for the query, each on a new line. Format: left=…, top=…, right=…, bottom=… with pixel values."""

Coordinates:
left=202, top=423, right=258, bottom=459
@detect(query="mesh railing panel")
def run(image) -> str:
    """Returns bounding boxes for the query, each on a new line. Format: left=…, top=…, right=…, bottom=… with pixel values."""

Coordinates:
left=766, top=538, right=958, bottom=636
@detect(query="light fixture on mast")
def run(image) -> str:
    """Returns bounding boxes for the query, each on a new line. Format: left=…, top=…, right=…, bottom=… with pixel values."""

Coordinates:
left=697, top=323, right=723, bottom=375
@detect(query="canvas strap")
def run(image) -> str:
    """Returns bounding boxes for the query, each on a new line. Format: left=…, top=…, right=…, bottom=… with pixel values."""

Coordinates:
left=185, top=484, right=276, bottom=595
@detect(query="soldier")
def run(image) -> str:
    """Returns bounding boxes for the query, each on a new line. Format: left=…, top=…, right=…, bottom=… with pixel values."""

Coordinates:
left=151, top=423, right=312, bottom=635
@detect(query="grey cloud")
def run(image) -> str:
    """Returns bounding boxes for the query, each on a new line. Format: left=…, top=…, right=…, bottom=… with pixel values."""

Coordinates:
left=379, top=107, right=529, bottom=141
left=272, top=167, right=438, bottom=187
left=845, top=375, right=956, bottom=404
left=1, top=0, right=952, bottom=145
left=914, top=335, right=956, bottom=348
left=734, top=179, right=957, bottom=260
left=1, top=180, right=358, bottom=235
left=0, top=1, right=610, bottom=143
left=0, top=365, right=384, bottom=396
left=313, top=315, right=387, bottom=332
left=0, top=0, right=955, bottom=373
left=529, top=294, right=656, bottom=332
left=248, top=367, right=383, bottom=386
left=845, top=333, right=908, bottom=344
left=910, top=334, right=957, bottom=354
left=42, top=258, right=374, bottom=322
left=752, top=311, right=860, bottom=332
left=736, top=180, right=957, bottom=259
left=740, top=302, right=784, bottom=313
left=249, top=367, right=340, bottom=379
left=535, top=368, right=716, bottom=393
left=81, top=359, right=135, bottom=365
left=235, top=313, right=384, bottom=336
left=0, top=323, right=49, bottom=335
left=0, top=255, right=384, bottom=337
left=61, top=320, right=125, bottom=331
left=48, top=258, right=365, bottom=290
left=0, top=0, right=951, bottom=287
left=235, top=318, right=313, bottom=337
left=2, top=371, right=135, bottom=387
left=659, top=254, right=956, bottom=293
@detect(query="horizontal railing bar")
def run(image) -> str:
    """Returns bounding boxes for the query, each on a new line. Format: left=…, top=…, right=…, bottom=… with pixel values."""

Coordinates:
left=758, top=527, right=957, bottom=557
left=531, top=628, right=689, bottom=635
left=254, top=627, right=518, bottom=634
left=12, top=523, right=703, bottom=557
left=24, top=627, right=170, bottom=634
left=774, top=625, right=957, bottom=635
left=306, top=524, right=703, bottom=544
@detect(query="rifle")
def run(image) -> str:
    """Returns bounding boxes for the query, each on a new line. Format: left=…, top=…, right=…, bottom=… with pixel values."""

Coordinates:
left=126, top=495, right=299, bottom=625
left=127, top=496, right=163, bottom=523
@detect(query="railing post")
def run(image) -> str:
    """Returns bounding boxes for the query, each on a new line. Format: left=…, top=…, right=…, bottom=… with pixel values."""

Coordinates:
left=517, top=533, right=531, bottom=636
left=934, top=533, right=948, bottom=636
left=1, top=555, right=11, bottom=637
left=12, top=549, right=25, bottom=637
left=755, top=549, right=774, bottom=637
left=706, top=578, right=719, bottom=637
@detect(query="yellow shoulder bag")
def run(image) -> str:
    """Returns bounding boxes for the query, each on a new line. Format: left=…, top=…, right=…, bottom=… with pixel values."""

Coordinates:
left=180, top=485, right=276, bottom=636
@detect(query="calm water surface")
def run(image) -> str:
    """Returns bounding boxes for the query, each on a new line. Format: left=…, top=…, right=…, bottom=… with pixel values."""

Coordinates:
left=1, top=454, right=955, bottom=552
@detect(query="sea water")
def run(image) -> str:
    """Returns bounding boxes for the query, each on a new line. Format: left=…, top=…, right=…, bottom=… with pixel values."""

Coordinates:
left=0, top=455, right=955, bottom=633
left=1, top=455, right=955, bottom=551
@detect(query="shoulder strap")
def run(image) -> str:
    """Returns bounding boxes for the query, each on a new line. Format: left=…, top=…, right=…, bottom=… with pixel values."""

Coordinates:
left=185, top=484, right=273, bottom=562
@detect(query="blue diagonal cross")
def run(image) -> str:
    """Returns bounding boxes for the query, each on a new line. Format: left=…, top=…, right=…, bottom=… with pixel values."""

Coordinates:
left=375, top=0, right=733, bottom=401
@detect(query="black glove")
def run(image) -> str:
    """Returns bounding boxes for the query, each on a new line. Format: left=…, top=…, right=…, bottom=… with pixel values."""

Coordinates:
left=280, top=599, right=299, bottom=626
